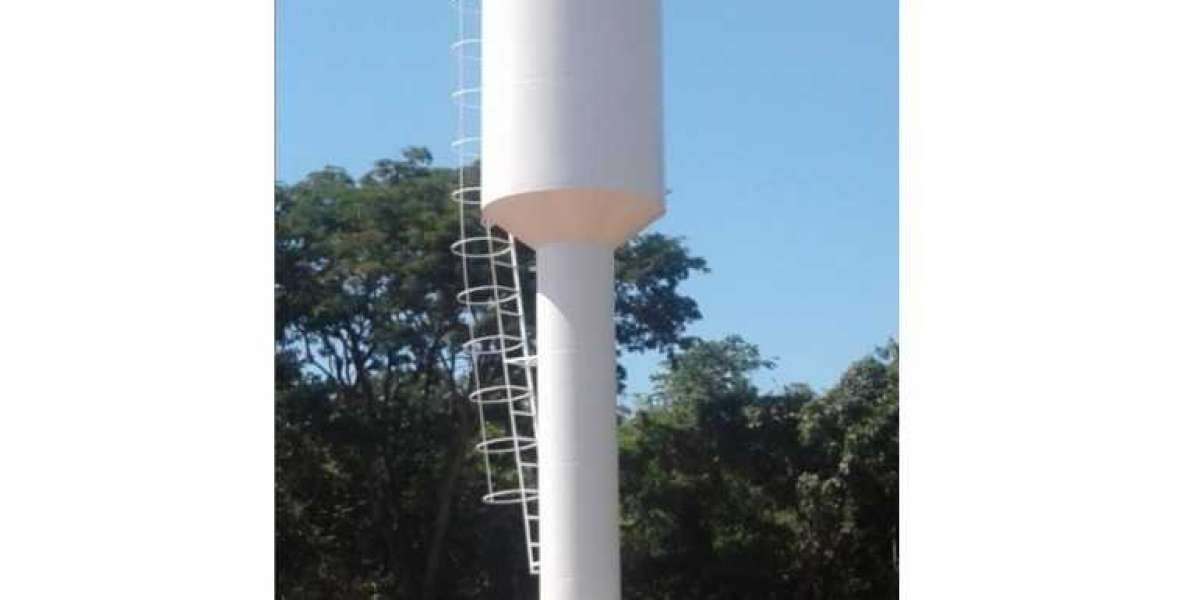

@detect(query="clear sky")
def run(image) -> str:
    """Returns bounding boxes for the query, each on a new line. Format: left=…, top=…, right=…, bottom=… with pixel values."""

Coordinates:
left=276, top=0, right=897, bottom=397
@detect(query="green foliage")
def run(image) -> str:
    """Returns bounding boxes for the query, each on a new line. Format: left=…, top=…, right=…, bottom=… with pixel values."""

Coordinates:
left=620, top=339, right=899, bottom=599
left=275, top=149, right=897, bottom=599
left=615, top=233, right=709, bottom=355
left=274, top=151, right=709, bottom=599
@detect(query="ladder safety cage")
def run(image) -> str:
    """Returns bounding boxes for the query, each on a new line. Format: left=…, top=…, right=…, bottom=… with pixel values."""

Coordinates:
left=451, top=0, right=542, bottom=575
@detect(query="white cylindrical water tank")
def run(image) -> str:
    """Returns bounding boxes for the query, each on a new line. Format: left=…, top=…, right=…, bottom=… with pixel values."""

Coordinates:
left=482, top=0, right=664, bottom=247
left=481, top=2, right=664, bottom=599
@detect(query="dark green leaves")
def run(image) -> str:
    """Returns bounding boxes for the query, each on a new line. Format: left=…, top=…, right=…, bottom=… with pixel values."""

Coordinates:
left=620, top=338, right=899, bottom=599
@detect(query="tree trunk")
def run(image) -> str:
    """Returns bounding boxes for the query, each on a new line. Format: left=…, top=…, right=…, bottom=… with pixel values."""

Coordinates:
left=420, top=428, right=470, bottom=600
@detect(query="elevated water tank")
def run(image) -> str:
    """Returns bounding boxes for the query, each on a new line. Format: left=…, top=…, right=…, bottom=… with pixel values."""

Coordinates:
left=481, top=0, right=664, bottom=247
left=480, top=2, right=665, bottom=599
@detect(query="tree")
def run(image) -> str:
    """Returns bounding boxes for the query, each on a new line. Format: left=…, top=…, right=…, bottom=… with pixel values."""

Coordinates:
left=614, top=233, right=709, bottom=389
left=275, top=148, right=897, bottom=599
left=619, top=338, right=899, bottom=599
left=275, top=149, right=708, bottom=598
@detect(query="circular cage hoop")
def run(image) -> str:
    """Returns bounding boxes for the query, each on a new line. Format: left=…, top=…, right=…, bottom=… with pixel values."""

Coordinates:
left=451, top=88, right=481, bottom=101
left=450, top=236, right=512, bottom=259
left=450, top=38, right=480, bottom=52
left=482, top=488, right=539, bottom=506
left=450, top=135, right=481, bottom=148
left=456, top=284, right=520, bottom=307
left=450, top=186, right=481, bottom=205
left=464, top=333, right=525, bottom=356
left=451, top=138, right=480, bottom=159
left=475, top=435, right=538, bottom=455
left=468, top=383, right=533, bottom=405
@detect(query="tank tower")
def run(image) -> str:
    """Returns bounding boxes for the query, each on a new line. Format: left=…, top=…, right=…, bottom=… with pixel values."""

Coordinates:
left=452, top=1, right=663, bottom=598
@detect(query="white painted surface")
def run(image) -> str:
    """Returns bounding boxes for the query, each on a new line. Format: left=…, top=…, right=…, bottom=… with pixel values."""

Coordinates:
left=479, top=1, right=665, bottom=596
left=535, top=243, right=621, bottom=600
left=481, top=0, right=664, bottom=247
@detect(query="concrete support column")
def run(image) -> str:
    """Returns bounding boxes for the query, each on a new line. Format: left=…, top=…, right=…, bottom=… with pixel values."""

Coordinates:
left=535, top=242, right=621, bottom=600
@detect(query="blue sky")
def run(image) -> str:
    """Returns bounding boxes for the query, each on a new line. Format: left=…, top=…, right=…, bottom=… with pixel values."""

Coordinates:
left=277, top=0, right=897, bottom=397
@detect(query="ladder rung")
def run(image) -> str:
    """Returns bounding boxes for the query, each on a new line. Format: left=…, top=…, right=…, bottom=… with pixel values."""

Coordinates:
left=505, top=354, right=538, bottom=368
left=526, top=515, right=539, bottom=520
left=518, top=461, right=538, bottom=469
left=512, top=410, right=535, bottom=417
left=477, top=260, right=516, bottom=271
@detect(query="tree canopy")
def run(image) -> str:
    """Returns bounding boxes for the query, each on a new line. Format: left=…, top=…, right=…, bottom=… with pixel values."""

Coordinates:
left=275, top=149, right=897, bottom=599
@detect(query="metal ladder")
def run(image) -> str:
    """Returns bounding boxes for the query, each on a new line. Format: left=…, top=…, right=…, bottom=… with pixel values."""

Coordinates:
left=451, top=0, right=541, bottom=575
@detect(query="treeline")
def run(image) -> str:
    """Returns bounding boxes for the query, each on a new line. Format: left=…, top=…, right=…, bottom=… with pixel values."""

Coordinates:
left=275, top=150, right=898, bottom=598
